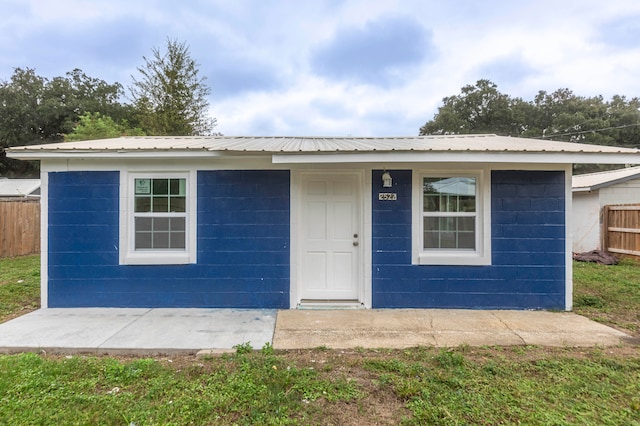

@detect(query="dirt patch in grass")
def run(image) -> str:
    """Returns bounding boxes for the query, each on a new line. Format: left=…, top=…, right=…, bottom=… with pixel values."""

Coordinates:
left=284, top=349, right=411, bottom=425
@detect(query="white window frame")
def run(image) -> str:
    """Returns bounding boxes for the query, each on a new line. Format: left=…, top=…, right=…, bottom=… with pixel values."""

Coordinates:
left=412, top=168, right=491, bottom=266
left=120, top=170, right=197, bottom=265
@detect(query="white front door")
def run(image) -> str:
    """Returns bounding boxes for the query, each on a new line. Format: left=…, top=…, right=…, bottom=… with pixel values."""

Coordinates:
left=299, top=172, right=361, bottom=301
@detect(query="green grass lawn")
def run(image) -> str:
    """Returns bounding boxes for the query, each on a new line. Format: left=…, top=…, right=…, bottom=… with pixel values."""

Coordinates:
left=573, top=258, right=640, bottom=333
left=0, top=255, right=638, bottom=424
left=0, top=255, right=39, bottom=322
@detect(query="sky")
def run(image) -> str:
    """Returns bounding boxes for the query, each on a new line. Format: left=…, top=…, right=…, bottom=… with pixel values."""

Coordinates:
left=2, top=0, right=640, bottom=137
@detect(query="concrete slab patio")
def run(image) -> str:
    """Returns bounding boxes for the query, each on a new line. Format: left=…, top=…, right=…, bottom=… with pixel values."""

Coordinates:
left=272, top=309, right=632, bottom=350
left=0, top=308, right=632, bottom=355
left=0, top=308, right=277, bottom=355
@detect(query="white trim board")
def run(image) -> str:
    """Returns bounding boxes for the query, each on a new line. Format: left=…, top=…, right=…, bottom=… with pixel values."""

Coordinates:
left=39, top=171, right=49, bottom=308
left=564, top=164, right=574, bottom=311
left=273, top=152, right=640, bottom=165
left=119, top=170, right=198, bottom=265
left=411, top=167, right=492, bottom=266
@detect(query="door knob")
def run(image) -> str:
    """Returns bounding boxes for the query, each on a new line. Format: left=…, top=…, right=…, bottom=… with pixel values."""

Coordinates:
left=353, top=241, right=359, bottom=246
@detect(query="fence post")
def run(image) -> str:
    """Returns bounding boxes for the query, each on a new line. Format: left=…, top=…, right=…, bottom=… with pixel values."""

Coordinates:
left=601, top=204, right=610, bottom=252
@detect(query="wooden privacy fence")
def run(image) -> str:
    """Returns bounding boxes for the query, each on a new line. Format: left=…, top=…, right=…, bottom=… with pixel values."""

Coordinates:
left=0, top=199, right=40, bottom=258
left=602, top=204, right=640, bottom=258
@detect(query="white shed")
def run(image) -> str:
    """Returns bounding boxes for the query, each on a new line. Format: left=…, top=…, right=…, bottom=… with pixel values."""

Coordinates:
left=572, top=166, right=640, bottom=252
left=0, top=178, right=41, bottom=198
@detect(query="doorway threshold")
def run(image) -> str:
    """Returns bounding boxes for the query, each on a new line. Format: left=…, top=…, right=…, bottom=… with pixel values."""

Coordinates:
left=297, top=300, right=365, bottom=310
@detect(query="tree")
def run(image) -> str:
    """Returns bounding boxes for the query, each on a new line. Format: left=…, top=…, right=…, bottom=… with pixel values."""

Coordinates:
left=0, top=67, right=131, bottom=176
left=64, top=112, right=145, bottom=142
left=130, top=38, right=216, bottom=136
left=0, top=68, right=45, bottom=176
left=419, top=80, right=640, bottom=173
left=421, top=80, right=640, bottom=146
left=419, top=79, right=528, bottom=136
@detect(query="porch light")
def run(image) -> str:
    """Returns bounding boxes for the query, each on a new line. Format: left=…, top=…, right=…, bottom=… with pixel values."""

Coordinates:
left=382, top=170, right=393, bottom=188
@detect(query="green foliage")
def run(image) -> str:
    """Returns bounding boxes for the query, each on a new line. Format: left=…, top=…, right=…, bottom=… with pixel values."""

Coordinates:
left=1, top=39, right=218, bottom=175
left=0, top=68, right=131, bottom=176
left=233, top=341, right=253, bottom=354
left=130, top=38, right=217, bottom=136
left=64, top=112, right=145, bottom=141
left=574, top=294, right=605, bottom=308
left=261, top=341, right=275, bottom=355
left=420, top=79, right=640, bottom=173
left=434, top=348, right=466, bottom=368
left=420, top=79, right=529, bottom=136
left=0, top=255, right=40, bottom=322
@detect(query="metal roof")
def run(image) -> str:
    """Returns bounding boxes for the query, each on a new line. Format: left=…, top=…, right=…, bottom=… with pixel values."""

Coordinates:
left=572, top=166, right=640, bottom=192
left=0, top=178, right=41, bottom=197
left=7, top=135, right=640, bottom=165
left=7, top=134, right=640, bottom=153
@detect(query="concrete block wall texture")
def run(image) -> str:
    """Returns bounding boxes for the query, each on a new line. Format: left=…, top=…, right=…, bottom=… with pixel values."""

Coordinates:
left=197, top=170, right=290, bottom=308
left=47, top=168, right=566, bottom=310
left=371, top=169, right=566, bottom=310
left=47, top=170, right=290, bottom=308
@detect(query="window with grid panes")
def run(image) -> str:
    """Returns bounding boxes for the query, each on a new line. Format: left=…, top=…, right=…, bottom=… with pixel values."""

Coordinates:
left=422, top=177, right=477, bottom=250
left=133, top=178, right=187, bottom=250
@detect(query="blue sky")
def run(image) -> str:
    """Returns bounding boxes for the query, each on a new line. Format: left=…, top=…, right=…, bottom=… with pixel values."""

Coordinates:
left=2, top=0, right=640, bottom=136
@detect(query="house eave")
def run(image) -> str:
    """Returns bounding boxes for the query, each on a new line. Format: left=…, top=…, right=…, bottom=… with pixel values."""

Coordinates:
left=8, top=147, right=640, bottom=165
left=271, top=151, right=640, bottom=165
left=572, top=173, right=640, bottom=192
left=7, top=149, right=226, bottom=160
left=572, top=187, right=594, bottom=193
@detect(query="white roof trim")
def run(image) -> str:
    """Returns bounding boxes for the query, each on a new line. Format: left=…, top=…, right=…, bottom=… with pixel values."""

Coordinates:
left=7, top=135, right=640, bottom=165
left=9, top=150, right=225, bottom=159
left=572, top=166, right=640, bottom=191
left=273, top=152, right=640, bottom=165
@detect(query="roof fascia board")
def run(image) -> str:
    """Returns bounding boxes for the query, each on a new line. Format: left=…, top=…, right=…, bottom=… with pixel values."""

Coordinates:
left=572, top=187, right=593, bottom=193
left=10, top=149, right=640, bottom=164
left=271, top=152, right=640, bottom=165
left=6, top=150, right=221, bottom=160
left=5, top=150, right=282, bottom=160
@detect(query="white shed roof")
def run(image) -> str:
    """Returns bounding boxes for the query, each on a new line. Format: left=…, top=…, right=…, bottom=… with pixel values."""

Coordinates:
left=0, top=178, right=41, bottom=197
left=572, top=166, right=640, bottom=192
left=7, top=134, right=640, bottom=164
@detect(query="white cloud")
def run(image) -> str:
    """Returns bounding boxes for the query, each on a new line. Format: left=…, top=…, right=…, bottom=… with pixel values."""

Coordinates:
left=2, top=0, right=640, bottom=136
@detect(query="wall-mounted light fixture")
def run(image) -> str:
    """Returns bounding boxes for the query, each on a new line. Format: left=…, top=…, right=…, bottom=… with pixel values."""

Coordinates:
left=382, top=170, right=392, bottom=188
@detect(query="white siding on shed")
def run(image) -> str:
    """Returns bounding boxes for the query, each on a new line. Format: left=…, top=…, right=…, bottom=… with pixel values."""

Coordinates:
left=599, top=179, right=640, bottom=205
left=572, top=169, right=640, bottom=252
left=572, top=192, right=600, bottom=252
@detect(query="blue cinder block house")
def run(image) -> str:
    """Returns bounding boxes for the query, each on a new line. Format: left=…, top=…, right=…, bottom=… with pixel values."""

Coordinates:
left=8, top=135, right=640, bottom=311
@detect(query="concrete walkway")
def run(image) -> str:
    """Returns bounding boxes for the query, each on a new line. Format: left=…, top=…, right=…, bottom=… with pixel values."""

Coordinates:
left=0, top=308, right=631, bottom=355
left=272, top=309, right=631, bottom=349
